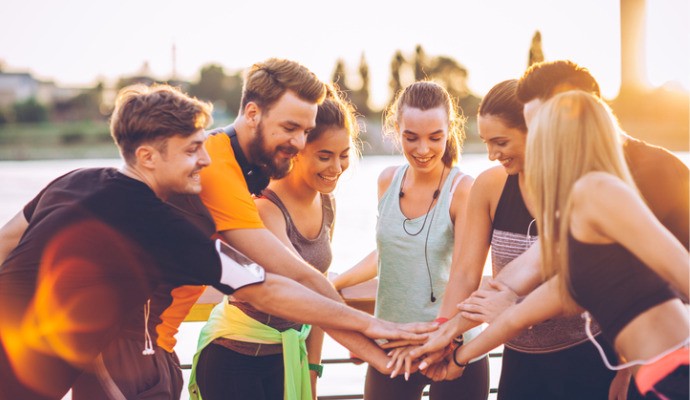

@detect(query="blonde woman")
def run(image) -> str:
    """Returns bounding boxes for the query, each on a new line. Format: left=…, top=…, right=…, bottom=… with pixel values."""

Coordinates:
left=450, top=91, right=689, bottom=399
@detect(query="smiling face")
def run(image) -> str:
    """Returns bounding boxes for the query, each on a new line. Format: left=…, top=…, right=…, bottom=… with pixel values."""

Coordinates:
left=154, top=129, right=210, bottom=198
left=398, top=106, right=449, bottom=173
left=478, top=114, right=527, bottom=175
left=247, top=90, right=318, bottom=179
left=292, top=126, right=351, bottom=194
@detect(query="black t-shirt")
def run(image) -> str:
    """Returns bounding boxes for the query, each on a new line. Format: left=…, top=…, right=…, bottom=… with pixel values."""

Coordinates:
left=0, top=168, right=234, bottom=397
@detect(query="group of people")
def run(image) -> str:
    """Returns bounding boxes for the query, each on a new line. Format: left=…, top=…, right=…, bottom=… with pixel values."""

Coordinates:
left=0, top=57, right=686, bottom=400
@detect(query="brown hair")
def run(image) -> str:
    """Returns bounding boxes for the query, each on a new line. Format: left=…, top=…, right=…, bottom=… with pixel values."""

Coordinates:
left=308, top=85, right=360, bottom=145
left=516, top=60, right=601, bottom=104
left=478, top=79, right=528, bottom=133
left=240, top=58, right=327, bottom=114
left=110, top=84, right=212, bottom=164
left=384, top=81, right=465, bottom=167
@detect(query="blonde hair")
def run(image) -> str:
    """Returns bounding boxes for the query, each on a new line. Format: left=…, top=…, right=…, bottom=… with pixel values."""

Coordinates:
left=524, top=90, right=636, bottom=310
left=383, top=81, right=465, bottom=167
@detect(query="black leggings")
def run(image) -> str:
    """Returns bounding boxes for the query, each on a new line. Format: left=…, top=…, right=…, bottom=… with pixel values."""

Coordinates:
left=497, top=340, right=617, bottom=400
left=196, top=343, right=284, bottom=400
left=364, top=356, right=489, bottom=400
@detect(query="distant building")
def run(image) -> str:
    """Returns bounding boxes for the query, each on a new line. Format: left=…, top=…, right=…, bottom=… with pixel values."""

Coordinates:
left=0, top=71, right=82, bottom=107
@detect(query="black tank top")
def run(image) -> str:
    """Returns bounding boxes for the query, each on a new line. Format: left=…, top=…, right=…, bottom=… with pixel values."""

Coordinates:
left=491, top=174, right=594, bottom=352
left=568, top=232, right=677, bottom=344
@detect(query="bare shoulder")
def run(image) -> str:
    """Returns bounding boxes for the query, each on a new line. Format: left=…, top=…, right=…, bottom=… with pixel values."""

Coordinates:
left=572, top=172, right=640, bottom=221
left=377, top=165, right=401, bottom=198
left=451, top=169, right=474, bottom=199
left=470, top=166, right=508, bottom=199
left=254, top=196, right=285, bottom=228
left=572, top=172, right=632, bottom=204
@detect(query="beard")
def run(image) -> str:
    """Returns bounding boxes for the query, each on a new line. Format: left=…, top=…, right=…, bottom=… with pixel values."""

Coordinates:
left=247, top=122, right=299, bottom=179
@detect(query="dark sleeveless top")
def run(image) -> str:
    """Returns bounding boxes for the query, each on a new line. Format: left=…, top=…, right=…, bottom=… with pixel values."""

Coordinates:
left=491, top=174, right=595, bottom=353
left=216, top=189, right=335, bottom=356
left=260, top=189, right=334, bottom=273
left=567, top=232, right=677, bottom=345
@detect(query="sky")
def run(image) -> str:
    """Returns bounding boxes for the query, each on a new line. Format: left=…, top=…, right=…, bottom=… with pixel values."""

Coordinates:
left=0, top=0, right=687, bottom=108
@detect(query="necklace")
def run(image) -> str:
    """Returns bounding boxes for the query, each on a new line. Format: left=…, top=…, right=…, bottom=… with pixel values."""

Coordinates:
left=400, top=165, right=446, bottom=236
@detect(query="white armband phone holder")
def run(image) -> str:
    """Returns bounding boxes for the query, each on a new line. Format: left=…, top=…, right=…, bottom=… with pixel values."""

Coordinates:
left=215, top=239, right=266, bottom=290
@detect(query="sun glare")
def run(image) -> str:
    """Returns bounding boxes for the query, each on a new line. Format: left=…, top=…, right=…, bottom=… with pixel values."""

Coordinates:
left=646, top=0, right=689, bottom=90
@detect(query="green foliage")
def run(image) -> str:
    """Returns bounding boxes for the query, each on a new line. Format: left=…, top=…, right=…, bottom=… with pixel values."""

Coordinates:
left=331, top=59, right=350, bottom=92
left=52, top=86, right=104, bottom=121
left=529, top=31, right=545, bottom=67
left=389, top=50, right=405, bottom=101
left=0, top=108, right=9, bottom=125
left=13, top=98, right=48, bottom=123
left=189, top=64, right=243, bottom=116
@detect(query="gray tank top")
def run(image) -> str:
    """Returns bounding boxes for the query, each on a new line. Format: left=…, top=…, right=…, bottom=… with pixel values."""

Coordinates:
left=216, top=190, right=334, bottom=356
left=375, top=165, right=458, bottom=323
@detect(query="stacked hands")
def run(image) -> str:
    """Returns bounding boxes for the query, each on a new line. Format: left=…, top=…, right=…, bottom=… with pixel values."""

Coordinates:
left=375, top=278, right=518, bottom=381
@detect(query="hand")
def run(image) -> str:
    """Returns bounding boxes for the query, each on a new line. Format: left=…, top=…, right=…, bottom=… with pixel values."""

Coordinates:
left=363, top=318, right=437, bottom=341
left=379, top=338, right=427, bottom=349
left=444, top=358, right=466, bottom=381
left=386, top=345, right=421, bottom=380
left=420, top=359, right=448, bottom=381
left=458, top=279, right=518, bottom=324
left=608, top=369, right=632, bottom=400
left=406, top=318, right=459, bottom=367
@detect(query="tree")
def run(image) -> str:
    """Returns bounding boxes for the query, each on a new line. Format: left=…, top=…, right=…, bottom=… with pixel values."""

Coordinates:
left=528, top=31, right=545, bottom=67
left=190, top=64, right=228, bottom=103
left=13, top=98, right=48, bottom=123
left=330, top=59, right=351, bottom=93
left=52, top=82, right=105, bottom=121
left=350, top=53, right=372, bottom=116
left=414, top=44, right=428, bottom=80
left=189, top=64, right=243, bottom=117
left=389, top=50, right=405, bottom=102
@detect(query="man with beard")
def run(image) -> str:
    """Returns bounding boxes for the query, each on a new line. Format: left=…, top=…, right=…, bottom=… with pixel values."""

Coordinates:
left=164, top=58, right=410, bottom=398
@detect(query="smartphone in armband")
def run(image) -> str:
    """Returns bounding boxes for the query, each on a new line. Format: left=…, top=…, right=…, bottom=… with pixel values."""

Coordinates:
left=215, top=239, right=266, bottom=290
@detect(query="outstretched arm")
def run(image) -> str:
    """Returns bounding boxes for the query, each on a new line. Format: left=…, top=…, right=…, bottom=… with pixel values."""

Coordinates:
left=458, top=241, right=543, bottom=324
left=332, top=250, right=378, bottom=291
left=233, top=272, right=434, bottom=341
left=448, top=277, right=564, bottom=367
left=436, top=172, right=490, bottom=319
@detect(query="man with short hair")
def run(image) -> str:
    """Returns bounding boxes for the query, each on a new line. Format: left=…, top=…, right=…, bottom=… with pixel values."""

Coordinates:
left=0, top=83, right=428, bottom=400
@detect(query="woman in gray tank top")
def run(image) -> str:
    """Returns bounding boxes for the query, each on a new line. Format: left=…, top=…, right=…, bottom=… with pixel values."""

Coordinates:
left=333, top=81, right=489, bottom=400
left=195, top=90, right=359, bottom=400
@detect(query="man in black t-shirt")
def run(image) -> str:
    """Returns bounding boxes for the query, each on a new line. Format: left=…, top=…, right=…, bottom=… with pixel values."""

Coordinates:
left=0, top=84, right=431, bottom=400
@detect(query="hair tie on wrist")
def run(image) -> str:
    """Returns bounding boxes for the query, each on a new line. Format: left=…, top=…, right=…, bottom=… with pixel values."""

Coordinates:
left=452, top=346, right=469, bottom=368
left=434, top=317, right=449, bottom=325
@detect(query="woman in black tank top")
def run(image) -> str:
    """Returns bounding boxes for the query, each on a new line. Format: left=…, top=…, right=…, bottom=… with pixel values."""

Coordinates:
left=450, top=91, right=688, bottom=400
